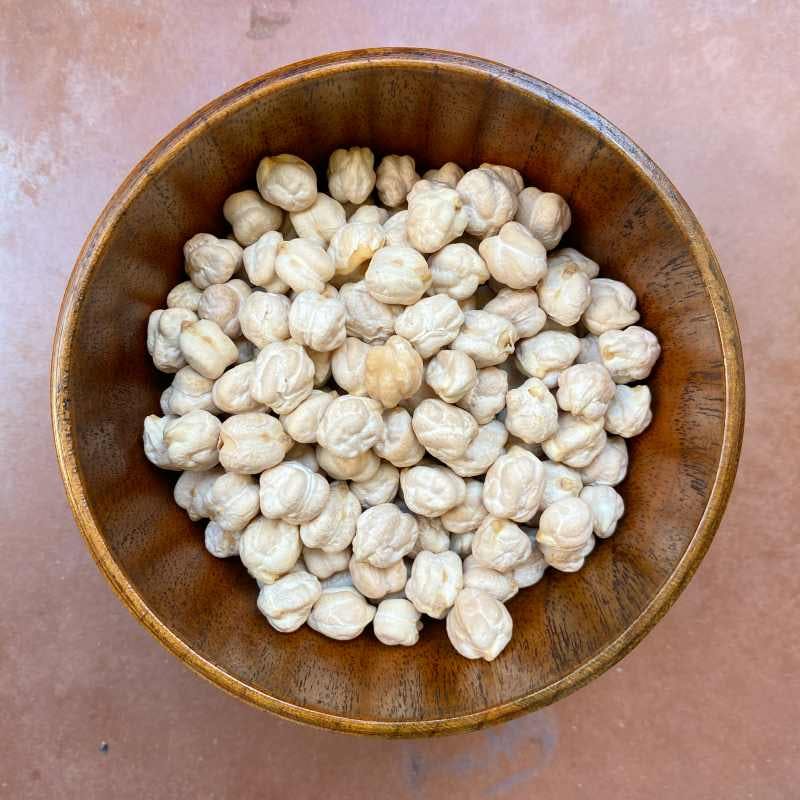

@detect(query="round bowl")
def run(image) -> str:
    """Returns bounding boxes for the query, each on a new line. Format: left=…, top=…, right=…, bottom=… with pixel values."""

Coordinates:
left=51, top=48, right=744, bottom=736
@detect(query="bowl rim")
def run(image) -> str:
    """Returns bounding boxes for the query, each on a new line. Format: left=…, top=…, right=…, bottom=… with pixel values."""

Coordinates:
left=50, top=47, right=745, bottom=737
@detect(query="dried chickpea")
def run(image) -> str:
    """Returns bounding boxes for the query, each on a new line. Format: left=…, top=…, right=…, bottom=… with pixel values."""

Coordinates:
left=446, top=587, right=512, bottom=661
left=351, top=462, right=400, bottom=508
left=167, top=281, right=202, bottom=312
left=425, top=350, right=477, bottom=404
left=444, top=420, right=508, bottom=477
left=327, top=146, right=376, bottom=204
left=256, top=154, right=317, bottom=212
left=424, top=162, right=464, bottom=188
left=462, top=556, right=518, bottom=603
left=538, top=259, right=592, bottom=326
left=472, top=516, right=532, bottom=572
left=316, top=447, right=380, bottom=482
left=515, top=330, right=580, bottom=387
left=542, top=412, right=607, bottom=469
left=300, top=481, right=360, bottom=552
left=556, top=363, right=616, bottom=421
left=451, top=310, right=518, bottom=368
left=308, top=587, right=376, bottom=640
left=278, top=389, right=336, bottom=444
left=456, top=367, right=508, bottom=424
left=207, top=472, right=261, bottom=533
left=483, top=288, right=546, bottom=339
left=179, top=319, right=239, bottom=380
left=373, top=598, right=423, bottom=646
left=505, top=377, right=559, bottom=444
left=223, top=190, right=283, bottom=246
left=397, top=381, right=438, bottom=413
left=349, top=556, right=407, bottom=600
left=409, top=515, right=451, bottom=556
left=303, top=546, right=351, bottom=580
left=412, top=399, right=478, bottom=461
left=239, top=291, right=290, bottom=348
left=382, top=209, right=409, bottom=247
left=541, top=460, right=583, bottom=508
left=604, top=384, right=653, bottom=437
left=338, top=280, right=396, bottom=345
left=394, top=295, right=464, bottom=359
left=376, top=155, right=419, bottom=207
left=240, top=516, right=301, bottom=584
left=327, top=221, right=385, bottom=278
left=365, top=246, right=431, bottom=305
left=580, top=485, right=625, bottom=538
left=581, top=436, right=628, bottom=486
left=599, top=325, right=661, bottom=383
left=174, top=467, right=223, bottom=521
left=373, top=407, right=425, bottom=468
left=348, top=204, right=389, bottom=225
left=406, top=180, right=468, bottom=253
left=289, top=193, right=346, bottom=245
left=536, top=496, right=594, bottom=572
left=457, top=168, right=518, bottom=237
left=305, top=347, right=331, bottom=387
left=219, top=412, right=291, bottom=473
left=582, top=278, right=640, bottom=334
left=405, top=550, right=463, bottom=618
left=320, top=570, right=354, bottom=591
left=212, top=362, right=263, bottom=414
left=162, top=409, right=221, bottom=471
left=479, top=163, right=524, bottom=194
left=161, top=366, right=217, bottom=416
left=512, top=536, right=548, bottom=588
left=577, top=334, right=602, bottom=365
left=204, top=521, right=242, bottom=558
left=352, top=503, right=418, bottom=567
left=482, top=446, right=545, bottom=522
left=143, top=414, right=179, bottom=470
left=331, top=337, right=370, bottom=396
left=148, top=308, right=196, bottom=373
left=251, top=340, right=314, bottom=414
left=365, top=335, right=424, bottom=408
left=286, top=442, right=319, bottom=473
left=441, top=478, right=488, bottom=534
left=197, top=280, right=250, bottom=339
left=427, top=243, right=490, bottom=300
left=257, top=571, right=321, bottom=632
left=242, top=231, right=287, bottom=291
left=317, top=394, right=384, bottom=458
left=515, top=186, right=571, bottom=250
left=400, top=464, right=466, bottom=517
left=548, top=247, right=599, bottom=279
left=479, top=221, right=548, bottom=290
left=288, top=290, right=346, bottom=352
left=259, top=462, right=329, bottom=524
left=274, top=238, right=335, bottom=294
left=184, top=233, right=243, bottom=289
left=449, top=532, right=475, bottom=558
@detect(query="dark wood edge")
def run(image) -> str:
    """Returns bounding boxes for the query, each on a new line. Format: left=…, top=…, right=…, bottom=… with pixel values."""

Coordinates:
left=50, top=47, right=746, bottom=737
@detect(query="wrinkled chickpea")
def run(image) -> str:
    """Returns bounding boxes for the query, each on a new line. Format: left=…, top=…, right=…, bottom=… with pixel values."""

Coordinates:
left=303, top=546, right=351, bottom=580
left=599, top=325, right=661, bottom=383
left=300, top=481, right=360, bottom=552
left=365, top=335, right=424, bottom=408
left=394, top=295, right=464, bottom=359
left=536, top=497, right=594, bottom=572
left=542, top=412, right=607, bottom=469
left=259, top=462, right=330, bottom=524
left=515, top=330, right=580, bottom=387
left=405, top=550, right=464, bottom=618
left=424, top=162, right=464, bottom=188
left=289, top=193, right=346, bottom=246
left=223, top=190, right=283, bottom=246
left=548, top=247, right=599, bottom=278
left=315, top=446, right=380, bottom=482
left=143, top=414, right=179, bottom=470
left=242, top=231, right=287, bottom=291
left=257, top=571, right=321, bottom=632
left=580, top=485, right=625, bottom=538
left=288, top=290, right=347, bottom=352
left=538, top=258, right=592, bottom=326
left=480, top=163, right=524, bottom=194
left=556, top=363, right=616, bottom=421
left=327, top=221, right=386, bottom=278
left=331, top=337, right=370, bottom=396
left=400, top=464, right=466, bottom=517
left=581, top=436, right=628, bottom=486
left=167, top=281, right=202, bottom=312
left=406, top=180, right=468, bottom=253
left=162, top=410, right=221, bottom=471
left=462, top=556, right=518, bottom=603
left=179, top=319, right=239, bottom=380
left=317, top=394, right=384, bottom=458
left=483, top=288, right=546, bottom=339
left=148, top=308, right=196, bottom=373
left=351, top=461, right=400, bottom=508
left=349, top=556, right=407, bottom=600
left=446, top=587, right=513, bottom=661
left=174, top=467, right=223, bottom=521
left=456, top=367, right=508, bottom=424
left=184, top=233, right=243, bottom=289
left=441, top=479, right=488, bottom=534
left=409, top=515, right=451, bottom=556
left=212, top=362, right=263, bottom=414
left=197, top=280, right=250, bottom=339
left=338, top=280, right=396, bottom=345
left=505, top=377, right=559, bottom=444
left=457, top=168, right=518, bottom=237
left=582, top=278, right=640, bottom=334
left=352, top=503, right=418, bottom=567
left=373, top=407, right=425, bottom=468
left=161, top=366, right=217, bottom=416
left=428, top=242, right=490, bottom=300
left=482, top=446, right=545, bottom=523
left=412, top=399, right=478, bottom=461
left=541, top=460, right=583, bottom=508
left=365, top=246, right=431, bottom=305
left=479, top=221, right=548, bottom=290
left=251, top=340, right=314, bottom=413
left=219, top=412, right=291, bottom=474
left=451, top=310, right=518, bottom=368
left=515, top=187, right=571, bottom=250
left=444, top=420, right=508, bottom=477
left=207, top=472, right=261, bottom=533
left=373, top=598, right=423, bottom=646
left=605, top=384, right=653, bottom=437
left=327, top=147, right=376, bottom=204
left=308, top=587, right=376, bottom=640
left=425, top=350, right=477, bottom=404
left=274, top=238, right=335, bottom=294
left=472, top=516, right=532, bottom=572
left=280, top=389, right=336, bottom=444
left=256, top=153, right=318, bottom=212
left=376, top=155, right=419, bottom=207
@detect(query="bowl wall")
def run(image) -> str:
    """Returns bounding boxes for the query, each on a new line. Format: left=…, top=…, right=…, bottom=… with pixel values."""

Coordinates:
left=52, top=49, right=743, bottom=736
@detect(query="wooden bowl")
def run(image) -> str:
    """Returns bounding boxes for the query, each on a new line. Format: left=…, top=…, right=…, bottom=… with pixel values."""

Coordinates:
left=51, top=48, right=744, bottom=736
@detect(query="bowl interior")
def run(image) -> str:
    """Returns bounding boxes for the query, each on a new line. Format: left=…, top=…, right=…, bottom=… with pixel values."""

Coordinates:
left=55, top=52, right=732, bottom=733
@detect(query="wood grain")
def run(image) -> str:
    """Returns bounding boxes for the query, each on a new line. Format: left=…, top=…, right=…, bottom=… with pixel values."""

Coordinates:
left=50, top=48, right=745, bottom=737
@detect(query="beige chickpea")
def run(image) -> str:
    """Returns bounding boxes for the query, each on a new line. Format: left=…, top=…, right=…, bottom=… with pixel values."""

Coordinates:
left=204, top=521, right=242, bottom=558
left=251, top=340, right=314, bottom=413
left=338, top=280, right=396, bottom=345
left=536, top=496, right=594, bottom=572
left=580, top=485, right=625, bottom=538
left=542, top=412, right=607, bottom=468
left=483, top=288, right=546, bottom=339
left=349, top=556, right=407, bottom=600
left=581, top=436, right=628, bottom=486
left=445, top=420, right=508, bottom=477
left=541, top=460, right=583, bottom=509
left=365, top=246, right=431, bottom=305
left=462, top=556, right=518, bottom=603
left=405, top=550, right=463, bottom=618
left=197, top=280, right=250, bottom=339
left=239, top=516, right=301, bottom=584
left=256, top=153, right=318, bottom=212
left=505, top=377, right=559, bottom=444
left=604, top=384, right=653, bottom=438
left=515, top=186, right=571, bottom=250
left=472, top=516, right=532, bottom=572
left=376, top=154, right=419, bottom=207
left=274, top=238, right=335, bottom=294
left=456, top=366, right=508, bottom=424
left=286, top=442, right=319, bottom=473
left=287, top=291, right=347, bottom=352
left=280, top=389, right=336, bottom=444
left=598, top=325, right=661, bottom=383
left=412, top=399, right=478, bottom=461
left=457, top=168, right=518, bottom=237
left=365, top=335, right=424, bottom=408
left=308, top=587, right=376, bottom=640
left=212, top=362, right=263, bottom=414
left=317, top=394, right=384, bottom=458
left=147, top=308, right=196, bottom=373
left=479, top=163, right=524, bottom=194
left=207, top=472, right=261, bottom=532
left=219, top=412, right=291, bottom=474
left=512, top=536, right=548, bottom=587
left=373, top=407, right=425, bottom=468
left=577, top=334, right=602, bottom=365
left=406, top=181, right=468, bottom=253
left=327, top=146, right=376, bottom=204
left=162, top=366, right=217, bottom=416
left=351, top=461, right=400, bottom=508
left=515, top=330, right=580, bottom=387
left=382, top=209, right=409, bottom=247
left=303, top=546, right=351, bottom=580
left=373, top=598, right=423, bottom=646
left=331, top=337, right=370, bottom=395
left=320, top=570, right=354, bottom=591
left=238, top=291, right=290, bottom=348
left=259, top=462, right=329, bottom=524
left=143, top=414, right=179, bottom=470
left=160, top=409, right=221, bottom=471
left=409, top=515, right=451, bottom=556
left=548, top=247, right=599, bottom=279
left=582, top=278, right=640, bottom=335
left=242, top=231, right=287, bottom=291
left=184, top=233, right=243, bottom=289
left=397, top=381, right=438, bottom=413
left=446, top=587, right=513, bottom=661
left=449, top=532, right=474, bottom=558
left=174, top=467, right=223, bottom=521
left=425, top=350, right=477, bottom=404
left=441, top=478, right=487, bottom=534
left=556, top=362, right=616, bottom=422
left=427, top=242, right=490, bottom=300
left=394, top=295, right=464, bottom=359
left=300, top=481, right=360, bottom=552
left=483, top=446, right=545, bottom=523
left=451, top=310, right=518, bottom=368
left=423, top=162, right=464, bottom=188
left=289, top=193, right=346, bottom=246
left=257, top=571, right=321, bottom=632
left=179, top=319, right=239, bottom=380
left=223, top=189, right=283, bottom=246
left=538, top=259, right=592, bottom=326
left=316, top=447, right=380, bottom=482
left=352, top=503, right=418, bottom=567
left=306, top=347, right=332, bottom=387
left=348, top=204, right=389, bottom=225
left=327, top=221, right=385, bottom=278
left=167, top=281, right=202, bottom=312
left=400, top=464, right=466, bottom=517
left=479, top=221, right=548, bottom=290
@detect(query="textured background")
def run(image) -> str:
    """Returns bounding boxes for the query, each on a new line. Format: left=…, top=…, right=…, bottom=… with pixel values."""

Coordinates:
left=2, top=1, right=798, bottom=798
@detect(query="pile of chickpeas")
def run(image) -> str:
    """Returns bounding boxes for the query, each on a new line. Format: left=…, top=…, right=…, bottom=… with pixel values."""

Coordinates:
left=143, top=148, right=660, bottom=661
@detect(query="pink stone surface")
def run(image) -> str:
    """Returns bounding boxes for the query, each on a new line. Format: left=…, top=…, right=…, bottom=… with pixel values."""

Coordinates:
left=1, top=2, right=798, bottom=797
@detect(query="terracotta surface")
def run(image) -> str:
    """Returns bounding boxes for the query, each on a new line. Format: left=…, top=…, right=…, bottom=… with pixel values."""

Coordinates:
left=2, top=0, right=797, bottom=796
